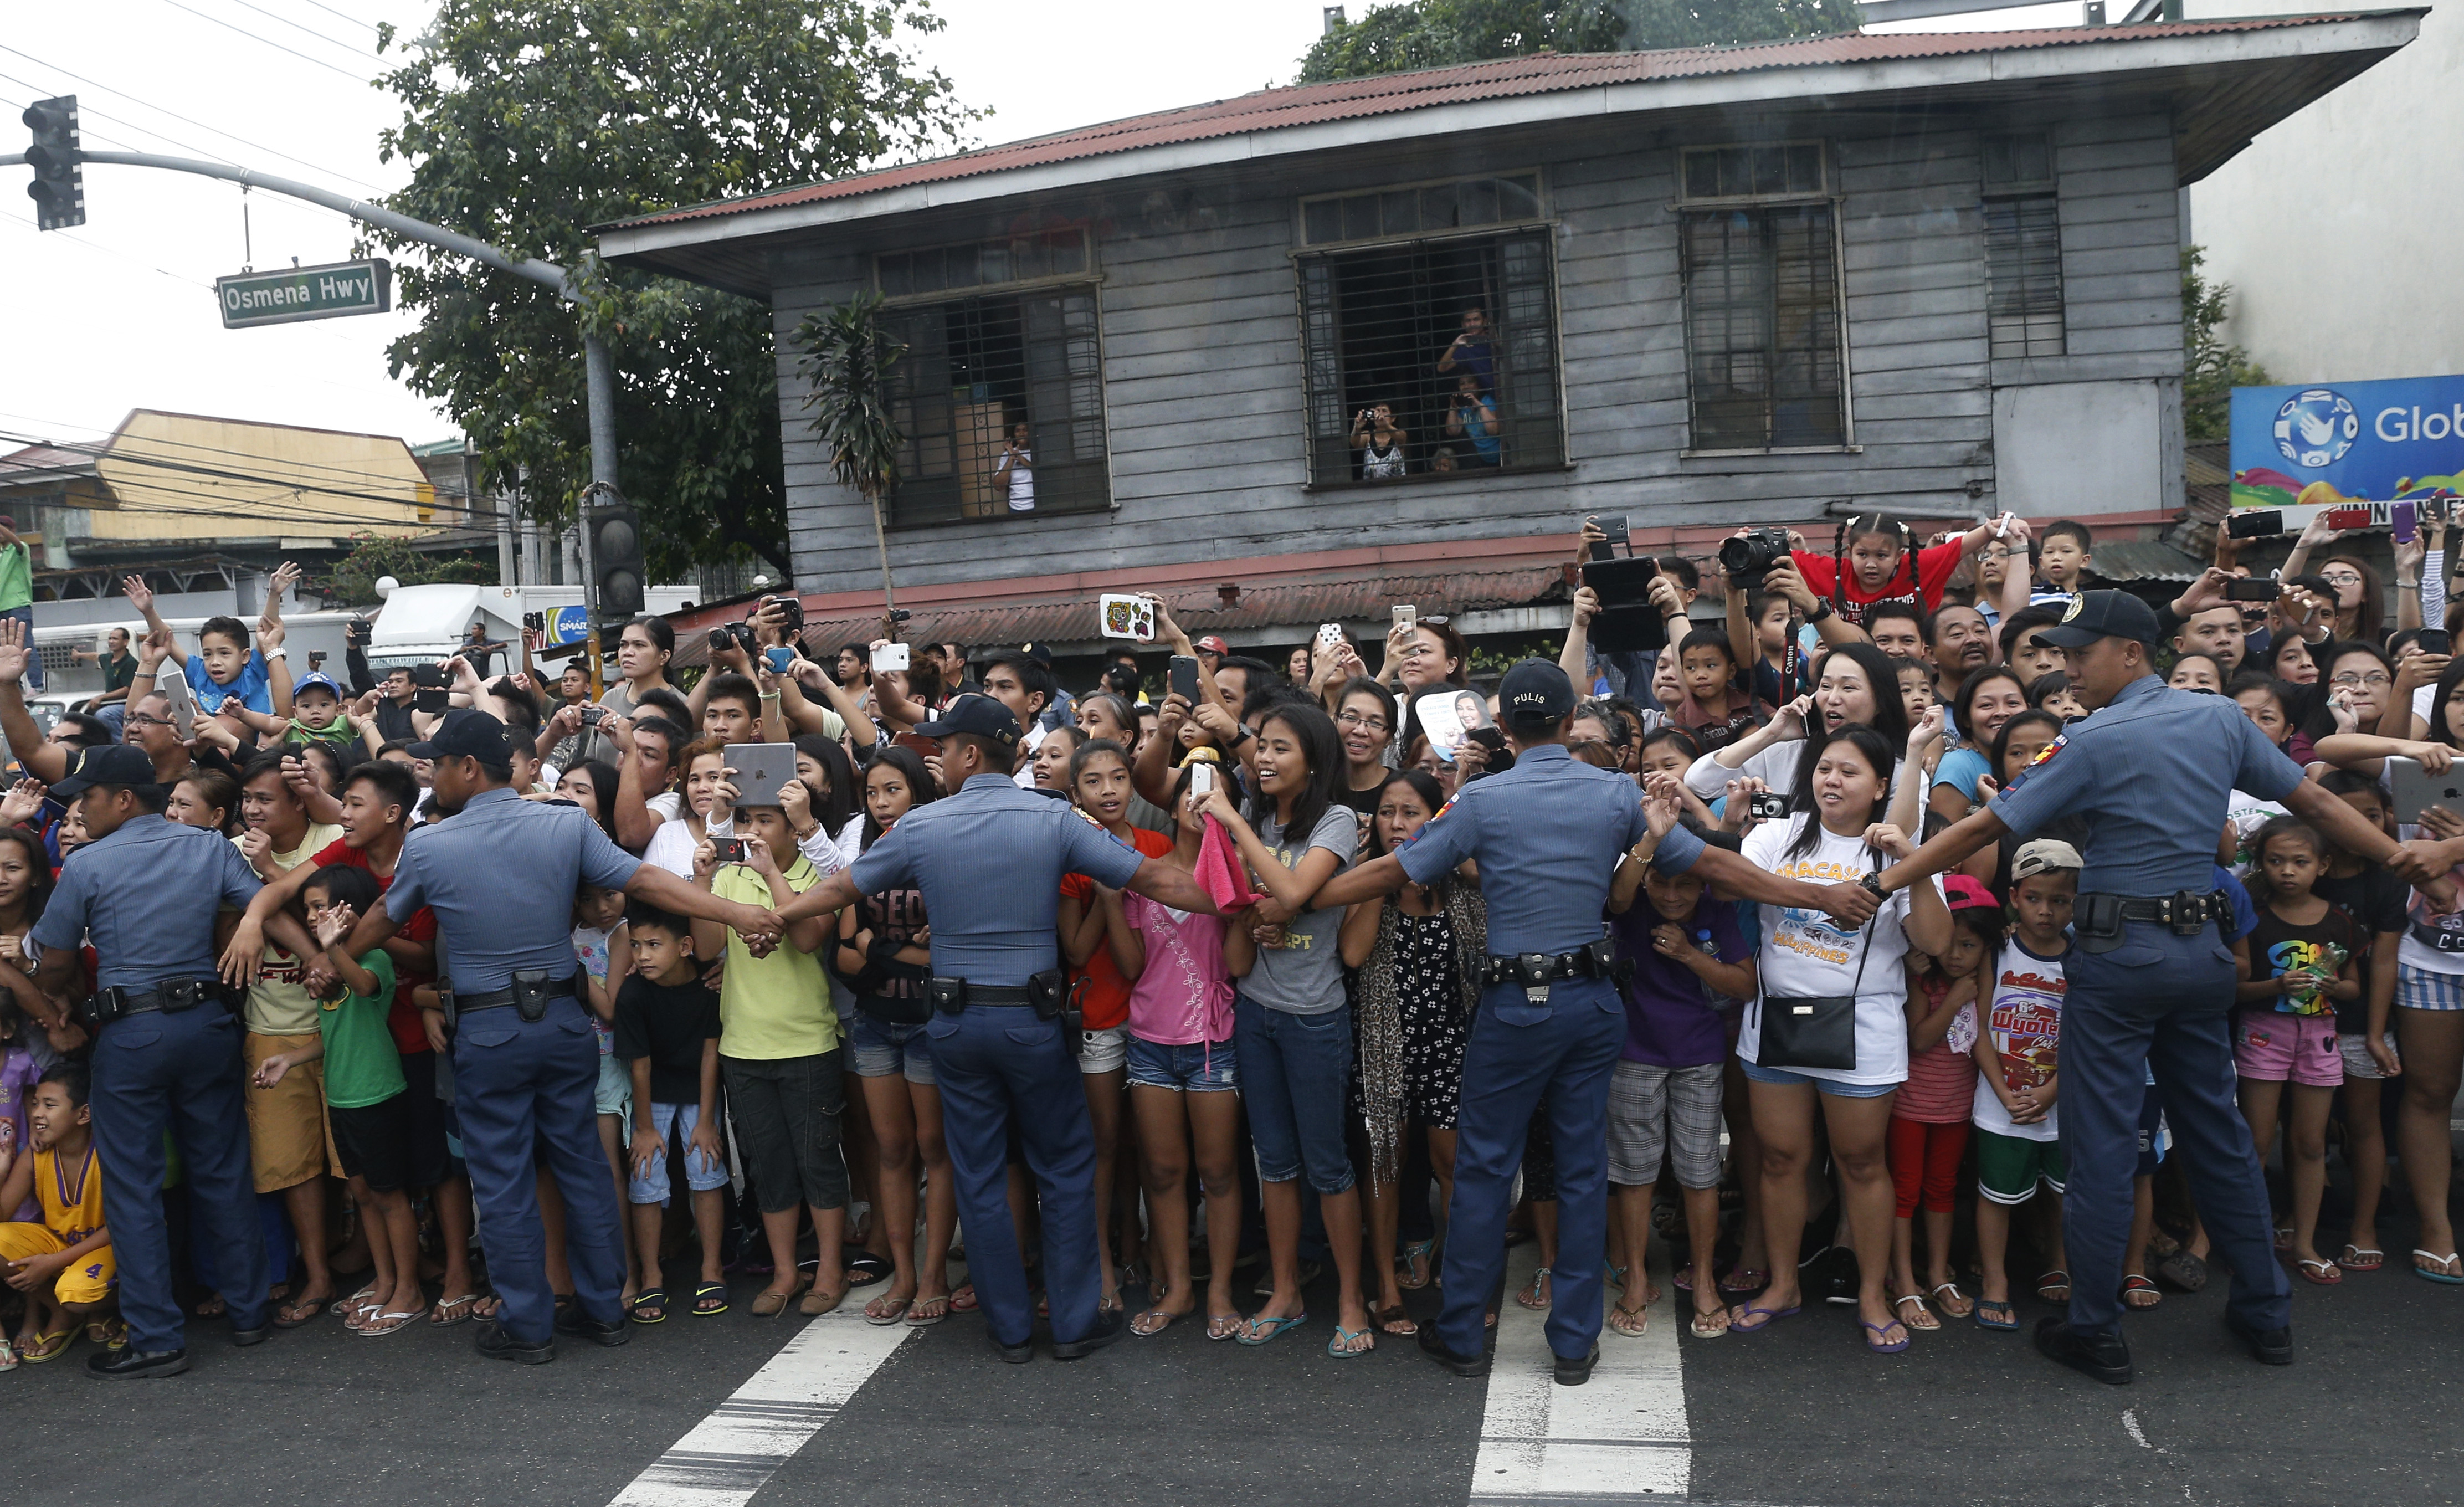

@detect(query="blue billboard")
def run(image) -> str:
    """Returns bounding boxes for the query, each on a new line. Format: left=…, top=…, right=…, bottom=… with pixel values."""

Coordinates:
left=2230, top=375, right=2464, bottom=513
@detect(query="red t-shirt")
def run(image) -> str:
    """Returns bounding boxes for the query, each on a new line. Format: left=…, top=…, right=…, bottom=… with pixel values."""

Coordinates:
left=1791, top=539, right=1967, bottom=627
left=312, top=838, right=438, bottom=1056
left=1059, top=827, right=1173, bottom=1032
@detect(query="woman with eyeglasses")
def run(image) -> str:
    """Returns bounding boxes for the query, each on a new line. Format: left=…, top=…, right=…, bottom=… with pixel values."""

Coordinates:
left=1331, top=678, right=1400, bottom=818
left=2280, top=513, right=2388, bottom=647
left=2290, top=643, right=2399, bottom=763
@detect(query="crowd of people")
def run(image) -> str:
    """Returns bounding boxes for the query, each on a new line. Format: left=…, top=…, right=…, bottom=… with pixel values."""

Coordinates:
left=0, top=498, right=2459, bottom=1383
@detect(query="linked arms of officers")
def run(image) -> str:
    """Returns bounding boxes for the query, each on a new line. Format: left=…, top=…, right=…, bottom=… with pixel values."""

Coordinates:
left=770, top=853, right=1218, bottom=934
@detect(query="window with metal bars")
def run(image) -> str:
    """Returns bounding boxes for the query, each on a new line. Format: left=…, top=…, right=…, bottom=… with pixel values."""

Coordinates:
left=1297, top=227, right=1562, bottom=485
left=1680, top=203, right=1846, bottom=450
left=874, top=286, right=1108, bottom=526
left=1982, top=134, right=2065, bottom=360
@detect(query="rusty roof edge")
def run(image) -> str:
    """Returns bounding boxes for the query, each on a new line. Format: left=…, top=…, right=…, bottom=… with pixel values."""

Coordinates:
left=596, top=14, right=2415, bottom=257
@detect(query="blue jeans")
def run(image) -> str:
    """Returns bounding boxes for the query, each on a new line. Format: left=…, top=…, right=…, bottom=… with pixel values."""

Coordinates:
left=626, top=1102, right=731, bottom=1206
left=452, top=996, right=626, bottom=1345
left=1439, top=977, right=1625, bottom=1361
left=91, top=1006, right=268, bottom=1350
left=1233, top=995, right=1354, bottom=1193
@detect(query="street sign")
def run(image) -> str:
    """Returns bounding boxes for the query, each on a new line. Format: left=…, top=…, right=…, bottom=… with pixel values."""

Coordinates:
left=215, top=258, right=392, bottom=329
left=545, top=604, right=591, bottom=647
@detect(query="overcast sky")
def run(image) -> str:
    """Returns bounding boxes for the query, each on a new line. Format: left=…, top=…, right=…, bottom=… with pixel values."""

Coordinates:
left=1, top=0, right=2082, bottom=454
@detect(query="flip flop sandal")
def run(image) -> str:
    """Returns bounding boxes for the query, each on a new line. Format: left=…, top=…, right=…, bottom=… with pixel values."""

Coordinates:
left=863, top=1293, right=912, bottom=1327
left=1929, top=1282, right=1974, bottom=1319
left=906, top=1294, right=953, bottom=1327
left=2035, top=1270, right=2071, bottom=1303
left=1861, top=1319, right=1911, bottom=1354
left=1517, top=1267, right=1552, bottom=1310
left=1205, top=1313, right=1245, bottom=1342
left=18, top=1329, right=71, bottom=1364
left=2411, top=1249, right=2463, bottom=1284
left=1690, top=1306, right=1731, bottom=1339
left=0, top=1337, right=17, bottom=1372
left=2121, top=1274, right=2163, bottom=1309
left=358, top=1306, right=427, bottom=1338
left=1719, top=1267, right=1770, bottom=1296
left=2295, top=1258, right=2343, bottom=1286
left=1974, top=1300, right=2018, bottom=1331
left=85, top=1318, right=127, bottom=1351
left=1236, top=1310, right=1308, bottom=1346
left=692, top=1283, right=730, bottom=1318
left=1608, top=1303, right=1650, bottom=1338
left=1396, top=1239, right=1436, bottom=1290
left=2157, top=1248, right=2210, bottom=1293
left=430, top=1293, right=482, bottom=1327
left=843, top=1253, right=892, bottom=1289
left=2273, top=1226, right=2293, bottom=1252
left=1371, top=1302, right=1417, bottom=1336
left=2339, top=1245, right=2385, bottom=1272
left=1892, top=1294, right=1940, bottom=1332
left=628, top=1288, right=669, bottom=1325
left=950, top=1284, right=979, bottom=1313
left=1130, top=1308, right=1178, bottom=1337
left=1669, top=1264, right=1691, bottom=1292
left=1325, top=1326, right=1372, bottom=1358
left=1729, top=1301, right=1798, bottom=1335
left=274, top=1291, right=337, bottom=1329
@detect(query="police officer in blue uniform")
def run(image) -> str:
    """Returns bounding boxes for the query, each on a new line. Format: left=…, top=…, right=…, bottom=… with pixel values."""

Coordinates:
left=1312, top=660, right=1884, bottom=1382
left=773, top=694, right=1220, bottom=1361
left=1873, top=591, right=2449, bottom=1382
left=325, top=709, right=781, bottom=1363
left=27, top=744, right=278, bottom=1377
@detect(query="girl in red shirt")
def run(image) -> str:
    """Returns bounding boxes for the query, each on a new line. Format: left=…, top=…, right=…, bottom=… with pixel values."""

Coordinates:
left=1791, top=513, right=1999, bottom=628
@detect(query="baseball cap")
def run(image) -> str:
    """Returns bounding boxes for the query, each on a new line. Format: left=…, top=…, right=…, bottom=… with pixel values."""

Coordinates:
left=407, top=707, right=515, bottom=766
left=1497, top=658, right=1575, bottom=722
left=1194, top=635, right=1230, bottom=655
left=1020, top=642, right=1054, bottom=667
left=910, top=692, right=1020, bottom=749
left=2010, top=838, right=2084, bottom=881
left=292, top=670, right=345, bottom=700
left=2036, top=590, right=2160, bottom=649
left=1942, top=874, right=1999, bottom=911
left=49, top=744, right=157, bottom=800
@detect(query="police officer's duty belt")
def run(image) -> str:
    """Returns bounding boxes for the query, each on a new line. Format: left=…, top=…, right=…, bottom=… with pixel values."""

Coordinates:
left=1482, top=939, right=1621, bottom=988
left=456, top=972, right=579, bottom=1021
left=928, top=970, right=1066, bottom=1018
left=89, top=977, right=223, bottom=1027
left=2077, top=890, right=2232, bottom=937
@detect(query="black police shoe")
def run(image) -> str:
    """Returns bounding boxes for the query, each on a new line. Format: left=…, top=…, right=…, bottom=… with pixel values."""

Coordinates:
left=554, top=1306, right=632, bottom=1348
left=475, top=1320, right=556, bottom=1365
left=86, top=1347, right=189, bottom=1379
left=229, top=1325, right=270, bottom=1348
left=2034, top=1318, right=2133, bottom=1386
left=1050, top=1306, right=1126, bottom=1360
left=990, top=1332, right=1035, bottom=1365
left=1820, top=1245, right=1860, bottom=1306
left=1417, top=1320, right=1491, bottom=1378
left=1553, top=1342, right=1600, bottom=1387
left=2224, top=1311, right=2293, bottom=1366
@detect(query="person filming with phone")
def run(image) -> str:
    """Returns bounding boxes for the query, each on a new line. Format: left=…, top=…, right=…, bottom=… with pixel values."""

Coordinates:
left=1435, top=305, right=1494, bottom=391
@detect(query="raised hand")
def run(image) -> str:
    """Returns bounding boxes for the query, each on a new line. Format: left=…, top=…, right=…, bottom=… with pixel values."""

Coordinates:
left=0, top=618, right=28, bottom=686
left=0, top=777, right=44, bottom=827
left=312, top=903, right=357, bottom=950
left=121, top=575, right=155, bottom=614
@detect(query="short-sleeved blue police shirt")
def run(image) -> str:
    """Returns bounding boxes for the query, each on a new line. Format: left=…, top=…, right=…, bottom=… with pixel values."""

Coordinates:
left=386, top=786, right=641, bottom=993
left=848, top=773, right=1146, bottom=985
left=1989, top=674, right=2304, bottom=895
left=31, top=814, right=263, bottom=989
left=1395, top=744, right=1651, bottom=957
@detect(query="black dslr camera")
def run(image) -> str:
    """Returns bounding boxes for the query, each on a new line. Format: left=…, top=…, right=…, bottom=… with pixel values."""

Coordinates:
left=708, top=621, right=758, bottom=655
left=1719, top=527, right=1793, bottom=586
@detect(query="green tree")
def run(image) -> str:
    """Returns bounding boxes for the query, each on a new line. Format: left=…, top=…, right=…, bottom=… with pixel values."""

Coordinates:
left=793, top=293, right=907, bottom=614
left=1298, top=0, right=1858, bottom=81
left=317, top=534, right=494, bottom=608
left=369, top=1, right=974, bottom=582
left=2181, top=246, right=2271, bottom=443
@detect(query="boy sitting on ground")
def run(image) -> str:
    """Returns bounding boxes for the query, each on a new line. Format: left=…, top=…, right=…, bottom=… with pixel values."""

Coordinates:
left=0, top=1064, right=116, bottom=1366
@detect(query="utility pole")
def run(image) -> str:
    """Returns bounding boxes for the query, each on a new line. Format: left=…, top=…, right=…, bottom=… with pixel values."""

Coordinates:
left=7, top=106, right=645, bottom=686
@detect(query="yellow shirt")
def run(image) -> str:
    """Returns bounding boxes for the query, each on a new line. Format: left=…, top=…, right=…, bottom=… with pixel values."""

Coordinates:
left=712, top=858, right=839, bottom=1060
left=233, top=823, right=343, bottom=1035
left=36, top=1143, right=106, bottom=1244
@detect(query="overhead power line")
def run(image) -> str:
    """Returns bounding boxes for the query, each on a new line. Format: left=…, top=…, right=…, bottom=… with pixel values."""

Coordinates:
left=220, top=0, right=387, bottom=61
left=157, top=0, right=374, bottom=83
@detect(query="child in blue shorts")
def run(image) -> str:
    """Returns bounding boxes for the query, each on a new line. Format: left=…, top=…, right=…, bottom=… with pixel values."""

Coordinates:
left=613, top=903, right=729, bottom=1322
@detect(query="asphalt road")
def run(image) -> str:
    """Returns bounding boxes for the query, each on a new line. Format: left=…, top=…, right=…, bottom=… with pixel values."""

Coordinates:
left=18, top=1204, right=2463, bottom=1507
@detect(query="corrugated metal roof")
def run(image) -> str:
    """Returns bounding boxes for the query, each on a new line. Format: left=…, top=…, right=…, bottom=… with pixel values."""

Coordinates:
left=674, top=563, right=1563, bottom=668
left=0, top=442, right=104, bottom=484
left=608, top=18, right=2375, bottom=231
left=2087, top=538, right=2209, bottom=583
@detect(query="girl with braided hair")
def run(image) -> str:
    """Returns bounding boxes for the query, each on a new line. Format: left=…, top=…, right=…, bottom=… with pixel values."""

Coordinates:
left=1790, top=512, right=2003, bottom=630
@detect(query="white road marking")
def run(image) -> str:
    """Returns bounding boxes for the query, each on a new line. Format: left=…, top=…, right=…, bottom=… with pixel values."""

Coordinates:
left=1469, top=1245, right=1690, bottom=1505
left=608, top=1309, right=913, bottom=1507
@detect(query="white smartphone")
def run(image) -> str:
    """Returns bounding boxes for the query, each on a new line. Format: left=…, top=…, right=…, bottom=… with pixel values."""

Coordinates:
left=1316, top=621, right=1344, bottom=651
left=1188, top=762, right=1215, bottom=797
left=870, top=642, right=910, bottom=674
left=1392, top=604, right=1416, bottom=633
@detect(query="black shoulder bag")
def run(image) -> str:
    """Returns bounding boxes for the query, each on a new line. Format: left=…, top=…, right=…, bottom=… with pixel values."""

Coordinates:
left=1753, top=918, right=1877, bottom=1074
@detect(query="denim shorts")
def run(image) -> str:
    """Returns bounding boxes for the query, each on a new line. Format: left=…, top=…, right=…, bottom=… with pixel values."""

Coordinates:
left=594, top=1051, right=632, bottom=1117
left=627, top=1101, right=731, bottom=1206
left=1738, top=1057, right=1898, bottom=1098
left=1077, top=1024, right=1129, bottom=1075
left=1234, top=994, right=1355, bottom=1193
left=847, top=1008, right=936, bottom=1086
left=1125, top=1036, right=1238, bottom=1093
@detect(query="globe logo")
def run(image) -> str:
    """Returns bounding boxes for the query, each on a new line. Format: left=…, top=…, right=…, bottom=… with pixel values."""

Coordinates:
left=2273, top=389, right=2359, bottom=470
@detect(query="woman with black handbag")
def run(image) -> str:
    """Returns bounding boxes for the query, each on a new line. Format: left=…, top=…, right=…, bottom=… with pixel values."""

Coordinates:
left=1729, top=724, right=1952, bottom=1353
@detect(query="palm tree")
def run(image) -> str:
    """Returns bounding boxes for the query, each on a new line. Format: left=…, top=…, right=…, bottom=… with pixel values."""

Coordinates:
left=794, top=293, right=906, bottom=615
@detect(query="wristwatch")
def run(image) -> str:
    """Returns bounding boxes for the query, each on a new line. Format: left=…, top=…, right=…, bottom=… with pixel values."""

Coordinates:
left=1860, top=872, right=1889, bottom=900
left=1804, top=598, right=1833, bottom=623
left=1230, top=725, right=1255, bottom=747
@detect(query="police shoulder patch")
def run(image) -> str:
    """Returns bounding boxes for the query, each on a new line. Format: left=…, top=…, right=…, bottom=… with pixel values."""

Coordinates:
left=2061, top=594, right=2084, bottom=622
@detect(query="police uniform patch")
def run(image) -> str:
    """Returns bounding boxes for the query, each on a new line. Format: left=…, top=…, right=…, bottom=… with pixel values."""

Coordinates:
left=2061, top=594, right=2085, bottom=623
left=1999, top=732, right=2066, bottom=796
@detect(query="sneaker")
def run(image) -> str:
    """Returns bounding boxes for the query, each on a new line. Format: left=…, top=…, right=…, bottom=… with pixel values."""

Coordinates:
left=1821, top=1245, right=1860, bottom=1306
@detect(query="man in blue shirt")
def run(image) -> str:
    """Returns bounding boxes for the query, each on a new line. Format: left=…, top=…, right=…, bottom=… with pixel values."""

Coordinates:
left=27, top=744, right=285, bottom=1377
left=1435, top=305, right=1495, bottom=392
left=1873, top=591, right=2451, bottom=1383
left=773, top=694, right=1219, bottom=1362
left=322, top=709, right=781, bottom=1364
left=1311, top=660, right=1880, bottom=1382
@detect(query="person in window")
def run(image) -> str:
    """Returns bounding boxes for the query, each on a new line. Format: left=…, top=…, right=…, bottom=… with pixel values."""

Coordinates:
left=1443, top=376, right=1502, bottom=468
left=1435, top=305, right=1493, bottom=391
left=1351, top=404, right=1408, bottom=480
left=994, top=422, right=1034, bottom=514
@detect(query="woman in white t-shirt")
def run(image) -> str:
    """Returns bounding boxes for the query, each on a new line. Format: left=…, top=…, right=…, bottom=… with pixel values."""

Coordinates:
left=1685, top=642, right=1920, bottom=828
left=1729, top=724, right=1951, bottom=1352
left=642, top=736, right=736, bottom=878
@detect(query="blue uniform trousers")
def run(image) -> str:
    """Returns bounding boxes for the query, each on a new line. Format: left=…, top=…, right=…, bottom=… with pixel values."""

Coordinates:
left=451, top=998, right=624, bottom=1345
left=1438, top=978, right=1625, bottom=1359
left=926, top=1004, right=1100, bottom=1349
left=91, top=1006, right=268, bottom=1351
left=2061, top=924, right=2291, bottom=1336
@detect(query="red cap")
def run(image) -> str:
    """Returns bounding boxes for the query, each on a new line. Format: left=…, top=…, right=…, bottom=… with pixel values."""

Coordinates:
left=1942, top=874, right=1999, bottom=911
left=1195, top=635, right=1230, bottom=654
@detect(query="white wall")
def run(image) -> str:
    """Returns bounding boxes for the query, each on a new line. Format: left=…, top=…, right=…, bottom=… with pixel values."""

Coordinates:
left=2182, top=0, right=2464, bottom=386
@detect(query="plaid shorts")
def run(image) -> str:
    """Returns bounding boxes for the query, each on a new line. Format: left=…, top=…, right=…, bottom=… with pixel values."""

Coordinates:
left=1605, top=1059, right=1724, bottom=1190
left=2395, top=963, right=2464, bottom=1013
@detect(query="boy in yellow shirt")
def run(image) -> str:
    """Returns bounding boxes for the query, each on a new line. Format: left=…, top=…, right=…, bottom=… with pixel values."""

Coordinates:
left=0, top=1065, right=116, bottom=1367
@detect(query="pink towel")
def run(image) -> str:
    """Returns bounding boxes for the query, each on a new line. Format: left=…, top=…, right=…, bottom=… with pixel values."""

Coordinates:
left=1195, top=815, right=1257, bottom=913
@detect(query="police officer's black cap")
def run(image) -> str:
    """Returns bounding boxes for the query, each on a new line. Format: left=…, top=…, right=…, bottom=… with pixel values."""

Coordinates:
left=910, top=693, right=1020, bottom=749
left=1497, top=658, right=1575, bottom=722
left=49, top=743, right=157, bottom=799
left=2036, top=589, right=2162, bottom=649
left=407, top=706, right=515, bottom=766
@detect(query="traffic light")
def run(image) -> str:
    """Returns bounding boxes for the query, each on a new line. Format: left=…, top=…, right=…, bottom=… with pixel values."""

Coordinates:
left=22, top=95, right=83, bottom=231
left=586, top=496, right=644, bottom=637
